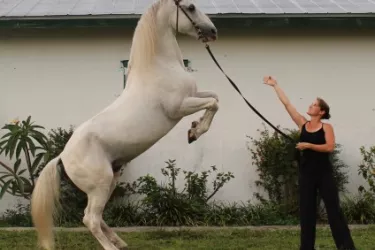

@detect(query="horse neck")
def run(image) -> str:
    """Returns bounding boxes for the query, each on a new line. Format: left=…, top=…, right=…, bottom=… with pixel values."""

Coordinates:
left=156, top=26, right=184, bottom=68
left=128, top=2, right=184, bottom=73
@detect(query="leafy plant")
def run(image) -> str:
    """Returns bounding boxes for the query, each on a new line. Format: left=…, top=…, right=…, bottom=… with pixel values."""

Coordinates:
left=34, top=126, right=74, bottom=177
left=0, top=116, right=48, bottom=199
left=358, top=145, right=375, bottom=195
left=341, top=191, right=375, bottom=224
left=246, top=124, right=300, bottom=214
left=183, top=164, right=234, bottom=203
left=0, top=202, right=32, bottom=227
left=120, top=159, right=235, bottom=226
left=3, top=153, right=375, bottom=227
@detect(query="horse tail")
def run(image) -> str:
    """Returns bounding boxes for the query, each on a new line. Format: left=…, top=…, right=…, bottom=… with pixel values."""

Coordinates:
left=31, top=157, right=62, bottom=250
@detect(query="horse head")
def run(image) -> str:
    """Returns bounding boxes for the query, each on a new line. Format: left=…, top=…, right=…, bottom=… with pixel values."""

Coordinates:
left=169, top=0, right=218, bottom=43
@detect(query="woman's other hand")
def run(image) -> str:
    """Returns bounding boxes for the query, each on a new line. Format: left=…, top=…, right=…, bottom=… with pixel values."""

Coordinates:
left=296, top=142, right=311, bottom=151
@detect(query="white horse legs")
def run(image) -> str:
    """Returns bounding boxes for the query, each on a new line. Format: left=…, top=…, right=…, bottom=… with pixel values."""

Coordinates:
left=176, top=93, right=219, bottom=143
left=83, top=188, right=118, bottom=250
left=101, top=221, right=128, bottom=250
left=82, top=171, right=127, bottom=250
left=101, top=171, right=128, bottom=249
left=189, top=107, right=217, bottom=143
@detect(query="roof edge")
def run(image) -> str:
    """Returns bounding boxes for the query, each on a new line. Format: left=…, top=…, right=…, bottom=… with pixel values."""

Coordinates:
left=3, top=15, right=375, bottom=30
left=2, top=12, right=375, bottom=21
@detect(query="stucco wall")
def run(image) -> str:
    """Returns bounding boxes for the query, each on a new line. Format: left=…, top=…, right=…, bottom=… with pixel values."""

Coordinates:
left=1, top=26, right=374, bottom=213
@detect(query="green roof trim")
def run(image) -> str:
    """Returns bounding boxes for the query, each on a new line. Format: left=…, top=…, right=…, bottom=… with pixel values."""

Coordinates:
left=2, top=17, right=375, bottom=29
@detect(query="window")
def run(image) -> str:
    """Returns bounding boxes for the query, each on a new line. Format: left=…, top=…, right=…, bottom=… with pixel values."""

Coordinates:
left=120, top=60, right=129, bottom=89
left=120, top=59, right=192, bottom=88
left=183, top=59, right=192, bottom=70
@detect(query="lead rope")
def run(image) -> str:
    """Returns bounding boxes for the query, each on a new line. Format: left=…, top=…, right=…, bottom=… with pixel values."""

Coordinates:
left=173, top=1, right=296, bottom=144
left=204, top=44, right=295, bottom=143
left=175, top=3, right=179, bottom=36
left=204, top=44, right=301, bottom=164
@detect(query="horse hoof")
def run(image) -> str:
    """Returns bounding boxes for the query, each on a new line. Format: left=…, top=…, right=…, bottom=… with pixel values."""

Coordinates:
left=188, top=136, right=196, bottom=144
left=191, top=121, right=198, bottom=128
left=188, top=130, right=197, bottom=144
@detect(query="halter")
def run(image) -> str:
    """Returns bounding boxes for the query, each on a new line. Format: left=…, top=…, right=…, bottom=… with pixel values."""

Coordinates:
left=173, top=0, right=203, bottom=40
left=173, top=0, right=295, bottom=144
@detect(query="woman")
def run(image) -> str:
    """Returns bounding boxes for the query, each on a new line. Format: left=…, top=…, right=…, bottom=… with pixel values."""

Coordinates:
left=263, top=76, right=356, bottom=250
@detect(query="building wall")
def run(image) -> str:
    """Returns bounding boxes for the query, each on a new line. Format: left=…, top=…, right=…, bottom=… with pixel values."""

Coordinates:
left=1, top=25, right=375, bottom=213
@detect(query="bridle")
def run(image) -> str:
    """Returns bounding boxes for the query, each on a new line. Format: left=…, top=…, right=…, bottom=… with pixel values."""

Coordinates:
left=173, top=0, right=295, bottom=143
left=173, top=0, right=204, bottom=40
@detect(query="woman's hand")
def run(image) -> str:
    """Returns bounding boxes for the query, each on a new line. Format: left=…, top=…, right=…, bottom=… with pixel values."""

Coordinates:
left=263, top=76, right=277, bottom=87
left=296, top=142, right=311, bottom=151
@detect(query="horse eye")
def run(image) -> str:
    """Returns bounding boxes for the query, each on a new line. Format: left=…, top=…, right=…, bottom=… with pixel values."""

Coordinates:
left=188, top=4, right=195, bottom=12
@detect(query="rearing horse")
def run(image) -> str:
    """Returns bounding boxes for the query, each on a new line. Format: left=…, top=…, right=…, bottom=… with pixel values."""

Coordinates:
left=31, top=0, right=218, bottom=249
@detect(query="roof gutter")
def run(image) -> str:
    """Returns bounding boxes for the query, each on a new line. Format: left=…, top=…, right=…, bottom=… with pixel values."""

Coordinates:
left=2, top=12, right=375, bottom=21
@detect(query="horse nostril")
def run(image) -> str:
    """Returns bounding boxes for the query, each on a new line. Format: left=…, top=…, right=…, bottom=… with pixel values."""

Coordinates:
left=211, top=29, right=217, bottom=34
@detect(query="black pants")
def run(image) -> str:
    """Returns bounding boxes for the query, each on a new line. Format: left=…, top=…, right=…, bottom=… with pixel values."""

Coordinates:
left=299, top=170, right=356, bottom=250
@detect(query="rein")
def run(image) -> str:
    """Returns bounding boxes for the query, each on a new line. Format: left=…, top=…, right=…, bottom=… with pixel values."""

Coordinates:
left=174, top=0, right=295, bottom=143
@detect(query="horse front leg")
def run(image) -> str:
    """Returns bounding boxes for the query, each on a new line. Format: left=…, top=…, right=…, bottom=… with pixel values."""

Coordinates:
left=189, top=91, right=219, bottom=138
left=194, top=91, right=219, bottom=102
left=176, top=95, right=219, bottom=143
left=188, top=106, right=218, bottom=143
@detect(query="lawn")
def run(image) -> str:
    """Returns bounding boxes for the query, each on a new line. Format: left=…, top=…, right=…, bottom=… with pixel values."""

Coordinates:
left=1, top=226, right=374, bottom=250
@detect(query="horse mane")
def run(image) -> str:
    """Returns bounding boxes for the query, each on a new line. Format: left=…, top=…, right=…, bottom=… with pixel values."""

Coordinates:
left=128, top=0, right=166, bottom=73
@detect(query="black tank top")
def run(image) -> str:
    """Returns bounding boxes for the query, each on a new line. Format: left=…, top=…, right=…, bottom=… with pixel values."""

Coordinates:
left=298, top=122, right=332, bottom=174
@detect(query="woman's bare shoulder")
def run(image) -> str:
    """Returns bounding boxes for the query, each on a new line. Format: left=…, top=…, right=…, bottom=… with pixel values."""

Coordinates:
left=322, top=122, right=334, bottom=131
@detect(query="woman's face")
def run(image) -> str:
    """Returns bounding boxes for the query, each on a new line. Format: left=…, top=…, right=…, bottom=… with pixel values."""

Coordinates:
left=307, top=99, right=323, bottom=117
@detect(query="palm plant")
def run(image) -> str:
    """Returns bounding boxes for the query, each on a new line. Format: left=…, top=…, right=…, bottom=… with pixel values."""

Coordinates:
left=0, top=116, right=48, bottom=199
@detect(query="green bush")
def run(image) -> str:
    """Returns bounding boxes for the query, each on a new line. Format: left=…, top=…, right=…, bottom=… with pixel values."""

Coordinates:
left=0, top=203, right=32, bottom=227
left=358, top=145, right=375, bottom=195
left=102, top=160, right=299, bottom=227
left=340, top=145, right=375, bottom=225
left=1, top=119, right=375, bottom=228
left=341, top=192, right=375, bottom=224
left=104, top=159, right=235, bottom=226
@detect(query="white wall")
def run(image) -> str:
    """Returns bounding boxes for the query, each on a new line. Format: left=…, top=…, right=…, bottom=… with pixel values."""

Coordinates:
left=1, top=26, right=374, bottom=213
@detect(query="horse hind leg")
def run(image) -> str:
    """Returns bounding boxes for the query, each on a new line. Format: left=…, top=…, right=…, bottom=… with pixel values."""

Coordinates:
left=81, top=171, right=119, bottom=250
left=83, top=189, right=119, bottom=250
left=100, top=171, right=128, bottom=249
left=101, top=221, right=128, bottom=250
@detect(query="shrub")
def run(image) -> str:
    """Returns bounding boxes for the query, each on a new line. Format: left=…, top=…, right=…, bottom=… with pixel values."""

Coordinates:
left=0, top=117, right=237, bottom=227
left=2, top=119, right=374, bottom=228
left=111, top=159, right=235, bottom=226
left=340, top=145, right=375, bottom=225
left=0, top=202, right=32, bottom=227
left=358, top=145, right=375, bottom=195
left=341, top=192, right=375, bottom=224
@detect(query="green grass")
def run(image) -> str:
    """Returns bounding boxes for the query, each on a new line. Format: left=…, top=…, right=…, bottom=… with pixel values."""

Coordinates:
left=1, top=227, right=374, bottom=250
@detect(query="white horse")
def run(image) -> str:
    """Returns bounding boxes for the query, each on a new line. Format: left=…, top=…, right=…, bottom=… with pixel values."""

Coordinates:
left=31, top=0, right=218, bottom=249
